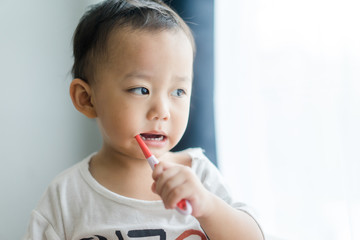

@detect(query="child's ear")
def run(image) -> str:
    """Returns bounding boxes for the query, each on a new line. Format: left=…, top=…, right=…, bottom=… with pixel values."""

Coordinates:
left=69, top=78, right=97, bottom=118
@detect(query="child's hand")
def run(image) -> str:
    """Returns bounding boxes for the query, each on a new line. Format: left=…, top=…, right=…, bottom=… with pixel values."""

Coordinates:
left=151, top=161, right=213, bottom=218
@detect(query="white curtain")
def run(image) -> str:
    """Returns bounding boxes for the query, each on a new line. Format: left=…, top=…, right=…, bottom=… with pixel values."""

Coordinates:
left=214, top=0, right=360, bottom=239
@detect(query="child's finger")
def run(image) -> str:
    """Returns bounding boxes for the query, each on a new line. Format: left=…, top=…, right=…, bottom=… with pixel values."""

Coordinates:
left=154, top=166, right=181, bottom=196
left=151, top=181, right=157, bottom=193
left=152, top=161, right=176, bottom=181
left=163, top=179, right=191, bottom=209
left=158, top=173, right=187, bottom=208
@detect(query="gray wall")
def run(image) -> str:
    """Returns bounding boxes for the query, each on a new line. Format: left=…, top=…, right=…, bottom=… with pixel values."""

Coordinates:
left=0, top=1, right=102, bottom=239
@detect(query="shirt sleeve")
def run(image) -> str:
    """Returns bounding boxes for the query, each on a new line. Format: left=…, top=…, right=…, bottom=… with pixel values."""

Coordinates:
left=187, top=148, right=243, bottom=205
left=23, top=210, right=61, bottom=240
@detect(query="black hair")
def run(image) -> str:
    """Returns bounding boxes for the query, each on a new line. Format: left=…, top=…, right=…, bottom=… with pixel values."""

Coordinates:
left=71, top=0, right=195, bottom=83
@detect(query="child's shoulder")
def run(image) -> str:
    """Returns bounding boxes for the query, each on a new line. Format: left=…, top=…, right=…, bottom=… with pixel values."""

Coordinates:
left=170, top=147, right=214, bottom=170
left=47, top=153, right=94, bottom=189
left=172, top=148, right=224, bottom=189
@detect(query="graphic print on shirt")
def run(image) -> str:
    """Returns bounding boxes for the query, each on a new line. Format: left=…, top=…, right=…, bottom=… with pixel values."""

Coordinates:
left=79, top=229, right=207, bottom=240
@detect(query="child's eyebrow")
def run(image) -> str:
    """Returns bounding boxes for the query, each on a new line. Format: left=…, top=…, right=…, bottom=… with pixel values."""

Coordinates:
left=123, top=71, right=151, bottom=81
left=123, top=71, right=191, bottom=82
left=174, top=76, right=191, bottom=82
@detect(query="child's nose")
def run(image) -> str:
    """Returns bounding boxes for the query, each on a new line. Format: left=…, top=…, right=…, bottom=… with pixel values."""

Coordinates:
left=147, top=98, right=170, bottom=121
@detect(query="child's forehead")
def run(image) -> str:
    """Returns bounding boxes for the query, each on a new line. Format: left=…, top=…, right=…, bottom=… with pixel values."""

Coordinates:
left=104, top=27, right=192, bottom=59
left=91, top=27, right=194, bottom=83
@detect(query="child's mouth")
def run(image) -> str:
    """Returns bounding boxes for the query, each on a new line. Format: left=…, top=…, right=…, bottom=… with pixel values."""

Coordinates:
left=140, top=133, right=166, bottom=141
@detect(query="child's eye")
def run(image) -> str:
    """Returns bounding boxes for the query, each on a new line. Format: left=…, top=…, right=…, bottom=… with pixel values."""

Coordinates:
left=129, top=87, right=149, bottom=95
left=171, top=89, right=186, bottom=97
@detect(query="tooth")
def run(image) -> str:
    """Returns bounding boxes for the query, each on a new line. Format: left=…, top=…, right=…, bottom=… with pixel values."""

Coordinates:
left=140, top=135, right=164, bottom=141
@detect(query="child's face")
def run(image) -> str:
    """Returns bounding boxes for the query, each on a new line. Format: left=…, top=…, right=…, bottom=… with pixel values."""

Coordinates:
left=90, top=28, right=193, bottom=159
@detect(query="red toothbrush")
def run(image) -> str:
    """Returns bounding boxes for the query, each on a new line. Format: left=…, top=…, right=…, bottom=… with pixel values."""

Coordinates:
left=135, top=134, right=193, bottom=215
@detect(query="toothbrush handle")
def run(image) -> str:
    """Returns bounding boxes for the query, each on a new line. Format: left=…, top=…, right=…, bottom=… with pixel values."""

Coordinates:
left=176, top=199, right=193, bottom=215
left=147, top=155, right=159, bottom=171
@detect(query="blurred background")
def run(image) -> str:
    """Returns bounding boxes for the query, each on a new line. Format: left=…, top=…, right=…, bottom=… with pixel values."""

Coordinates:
left=1, top=0, right=359, bottom=239
left=215, top=1, right=360, bottom=239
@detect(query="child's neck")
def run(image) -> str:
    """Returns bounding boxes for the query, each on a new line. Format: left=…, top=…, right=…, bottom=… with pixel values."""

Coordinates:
left=89, top=147, right=161, bottom=201
left=94, top=146, right=149, bottom=170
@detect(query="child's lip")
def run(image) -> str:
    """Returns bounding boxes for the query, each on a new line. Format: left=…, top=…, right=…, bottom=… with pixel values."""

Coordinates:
left=140, top=131, right=167, bottom=137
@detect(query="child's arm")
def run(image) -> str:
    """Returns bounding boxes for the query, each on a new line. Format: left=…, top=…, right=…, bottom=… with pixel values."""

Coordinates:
left=152, top=161, right=264, bottom=240
left=196, top=194, right=264, bottom=239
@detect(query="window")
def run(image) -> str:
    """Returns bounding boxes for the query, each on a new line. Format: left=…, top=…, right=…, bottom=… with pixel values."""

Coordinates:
left=215, top=0, right=360, bottom=239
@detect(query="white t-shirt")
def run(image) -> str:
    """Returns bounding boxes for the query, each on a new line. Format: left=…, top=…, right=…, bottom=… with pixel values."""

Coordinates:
left=23, top=148, right=259, bottom=240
